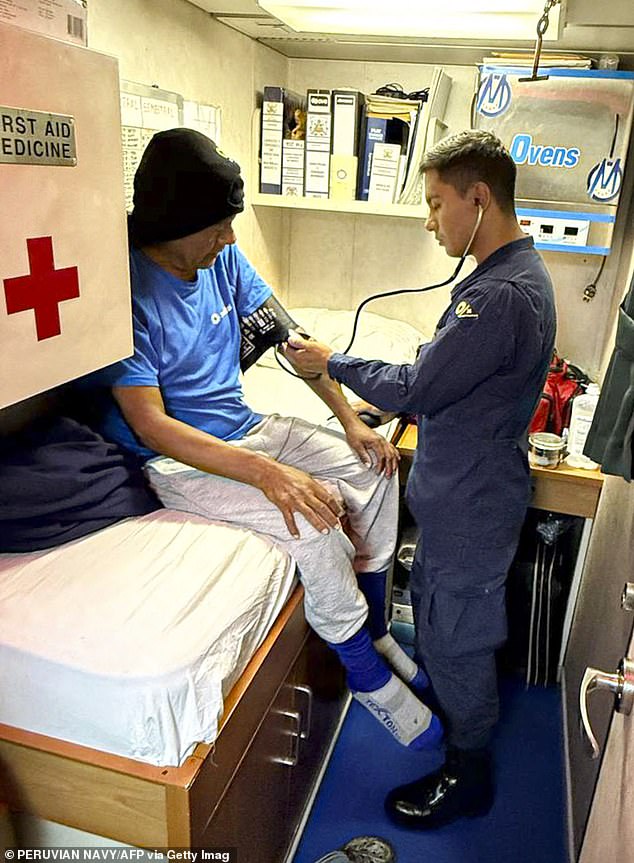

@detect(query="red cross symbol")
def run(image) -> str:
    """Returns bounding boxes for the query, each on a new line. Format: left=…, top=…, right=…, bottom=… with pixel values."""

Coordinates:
left=3, top=236, right=80, bottom=341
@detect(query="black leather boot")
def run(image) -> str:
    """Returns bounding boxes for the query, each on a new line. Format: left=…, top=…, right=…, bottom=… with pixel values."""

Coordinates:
left=384, top=745, right=494, bottom=829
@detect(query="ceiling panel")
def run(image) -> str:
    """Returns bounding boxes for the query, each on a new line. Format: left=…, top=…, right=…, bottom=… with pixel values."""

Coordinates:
left=187, top=0, right=264, bottom=13
left=186, top=0, right=634, bottom=66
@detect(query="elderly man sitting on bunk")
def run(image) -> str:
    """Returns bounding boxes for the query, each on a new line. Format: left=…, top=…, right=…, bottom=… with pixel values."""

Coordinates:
left=94, top=128, right=441, bottom=751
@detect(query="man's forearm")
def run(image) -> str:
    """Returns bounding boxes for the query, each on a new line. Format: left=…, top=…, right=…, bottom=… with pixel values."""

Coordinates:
left=119, top=400, right=275, bottom=488
left=305, top=374, right=361, bottom=431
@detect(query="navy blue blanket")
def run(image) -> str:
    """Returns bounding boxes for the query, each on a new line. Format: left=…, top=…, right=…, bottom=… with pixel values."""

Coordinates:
left=0, top=417, right=161, bottom=552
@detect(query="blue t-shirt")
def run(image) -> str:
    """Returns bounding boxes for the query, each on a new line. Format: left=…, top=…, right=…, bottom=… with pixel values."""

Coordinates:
left=100, top=244, right=272, bottom=459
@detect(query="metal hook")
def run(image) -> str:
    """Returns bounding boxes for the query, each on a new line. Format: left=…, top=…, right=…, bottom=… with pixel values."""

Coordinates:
left=519, top=0, right=562, bottom=83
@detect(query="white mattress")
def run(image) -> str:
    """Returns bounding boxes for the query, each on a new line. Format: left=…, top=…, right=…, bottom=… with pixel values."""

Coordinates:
left=0, top=510, right=295, bottom=767
left=242, top=306, right=428, bottom=435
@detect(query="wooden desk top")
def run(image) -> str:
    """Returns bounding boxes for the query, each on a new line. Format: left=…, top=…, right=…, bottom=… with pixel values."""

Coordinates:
left=395, top=422, right=604, bottom=518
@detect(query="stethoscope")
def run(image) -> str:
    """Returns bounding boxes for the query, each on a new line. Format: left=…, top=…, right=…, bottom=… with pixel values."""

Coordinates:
left=341, top=203, right=484, bottom=355
left=277, top=204, right=484, bottom=379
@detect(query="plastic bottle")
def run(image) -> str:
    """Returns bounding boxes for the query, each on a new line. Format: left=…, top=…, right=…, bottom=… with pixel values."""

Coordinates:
left=565, top=383, right=600, bottom=470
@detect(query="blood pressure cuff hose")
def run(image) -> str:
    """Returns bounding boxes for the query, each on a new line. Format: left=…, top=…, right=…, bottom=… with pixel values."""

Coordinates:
left=239, top=296, right=302, bottom=372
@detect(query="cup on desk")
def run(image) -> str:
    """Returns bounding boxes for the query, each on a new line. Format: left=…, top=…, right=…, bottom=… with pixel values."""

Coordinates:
left=528, top=432, right=567, bottom=469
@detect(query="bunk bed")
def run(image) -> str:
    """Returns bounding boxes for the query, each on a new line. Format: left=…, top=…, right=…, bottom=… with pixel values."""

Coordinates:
left=0, top=569, right=345, bottom=859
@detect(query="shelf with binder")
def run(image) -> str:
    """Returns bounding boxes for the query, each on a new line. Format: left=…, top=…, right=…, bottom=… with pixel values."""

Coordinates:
left=251, top=109, right=427, bottom=220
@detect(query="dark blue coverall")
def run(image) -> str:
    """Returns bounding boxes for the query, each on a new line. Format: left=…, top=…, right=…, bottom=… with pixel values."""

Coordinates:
left=329, top=237, right=556, bottom=749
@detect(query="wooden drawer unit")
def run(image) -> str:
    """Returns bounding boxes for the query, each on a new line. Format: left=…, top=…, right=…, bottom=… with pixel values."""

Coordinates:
left=196, top=628, right=347, bottom=859
left=286, top=633, right=347, bottom=843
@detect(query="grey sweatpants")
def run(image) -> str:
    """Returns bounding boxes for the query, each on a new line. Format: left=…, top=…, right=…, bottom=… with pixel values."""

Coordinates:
left=145, top=414, right=399, bottom=644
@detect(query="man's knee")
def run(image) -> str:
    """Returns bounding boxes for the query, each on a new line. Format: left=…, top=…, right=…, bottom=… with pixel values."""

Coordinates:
left=292, top=514, right=355, bottom=558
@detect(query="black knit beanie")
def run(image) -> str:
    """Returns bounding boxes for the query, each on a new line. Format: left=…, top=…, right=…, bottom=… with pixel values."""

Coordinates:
left=128, top=128, right=244, bottom=246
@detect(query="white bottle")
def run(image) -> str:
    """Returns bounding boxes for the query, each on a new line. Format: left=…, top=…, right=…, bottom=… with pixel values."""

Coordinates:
left=566, top=383, right=600, bottom=470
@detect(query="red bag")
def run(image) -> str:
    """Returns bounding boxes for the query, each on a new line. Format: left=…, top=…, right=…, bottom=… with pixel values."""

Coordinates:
left=529, top=353, right=588, bottom=436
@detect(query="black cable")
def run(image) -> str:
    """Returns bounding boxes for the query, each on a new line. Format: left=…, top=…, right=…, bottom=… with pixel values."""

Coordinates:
left=276, top=259, right=466, bottom=380
left=609, top=113, right=620, bottom=159
left=583, top=255, right=607, bottom=303
left=341, top=256, right=468, bottom=355
left=469, top=85, right=478, bottom=129
left=274, top=346, right=320, bottom=380
left=339, top=208, right=485, bottom=355
left=373, top=83, right=429, bottom=102
left=276, top=173, right=478, bottom=377
left=594, top=255, right=607, bottom=283
left=374, top=83, right=405, bottom=97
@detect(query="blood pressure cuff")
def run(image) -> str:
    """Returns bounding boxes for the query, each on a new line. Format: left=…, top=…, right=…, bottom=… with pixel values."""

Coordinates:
left=239, top=296, right=301, bottom=372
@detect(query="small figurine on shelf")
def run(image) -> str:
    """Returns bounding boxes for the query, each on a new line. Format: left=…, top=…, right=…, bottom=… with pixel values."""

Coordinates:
left=289, top=107, right=307, bottom=140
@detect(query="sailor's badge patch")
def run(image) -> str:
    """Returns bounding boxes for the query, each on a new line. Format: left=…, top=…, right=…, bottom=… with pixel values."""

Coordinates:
left=455, top=301, right=479, bottom=319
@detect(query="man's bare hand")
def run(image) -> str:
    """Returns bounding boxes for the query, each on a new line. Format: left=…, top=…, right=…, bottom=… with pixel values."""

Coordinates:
left=256, top=460, right=345, bottom=539
left=343, top=417, right=400, bottom=478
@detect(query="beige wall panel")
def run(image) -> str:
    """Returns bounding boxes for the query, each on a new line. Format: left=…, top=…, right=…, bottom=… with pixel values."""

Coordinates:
left=287, top=211, right=355, bottom=311
left=543, top=251, right=615, bottom=372
left=349, top=217, right=471, bottom=339
left=289, top=58, right=364, bottom=94
left=598, top=193, right=634, bottom=379
left=247, top=207, right=291, bottom=301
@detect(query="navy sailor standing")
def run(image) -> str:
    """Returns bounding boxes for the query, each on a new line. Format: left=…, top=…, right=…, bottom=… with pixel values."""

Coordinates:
left=285, top=130, right=556, bottom=829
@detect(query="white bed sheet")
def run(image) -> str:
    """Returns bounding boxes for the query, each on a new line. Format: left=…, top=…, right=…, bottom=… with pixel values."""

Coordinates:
left=242, top=307, right=428, bottom=435
left=0, top=510, right=295, bottom=767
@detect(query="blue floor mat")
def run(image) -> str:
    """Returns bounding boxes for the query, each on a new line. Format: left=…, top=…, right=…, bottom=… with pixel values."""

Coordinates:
left=292, top=675, right=566, bottom=863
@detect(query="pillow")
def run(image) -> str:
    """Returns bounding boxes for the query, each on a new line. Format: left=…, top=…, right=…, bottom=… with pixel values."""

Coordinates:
left=254, top=307, right=429, bottom=370
left=0, top=417, right=161, bottom=553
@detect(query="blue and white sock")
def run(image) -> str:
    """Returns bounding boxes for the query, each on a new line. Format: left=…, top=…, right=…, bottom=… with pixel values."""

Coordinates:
left=329, top=625, right=391, bottom=693
left=374, top=633, right=430, bottom=692
left=353, top=675, right=443, bottom=750
left=358, top=571, right=429, bottom=691
left=329, top=627, right=441, bottom=750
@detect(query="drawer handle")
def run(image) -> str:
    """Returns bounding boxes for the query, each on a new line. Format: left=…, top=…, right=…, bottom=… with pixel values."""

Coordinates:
left=293, top=684, right=313, bottom=740
left=271, top=708, right=301, bottom=767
